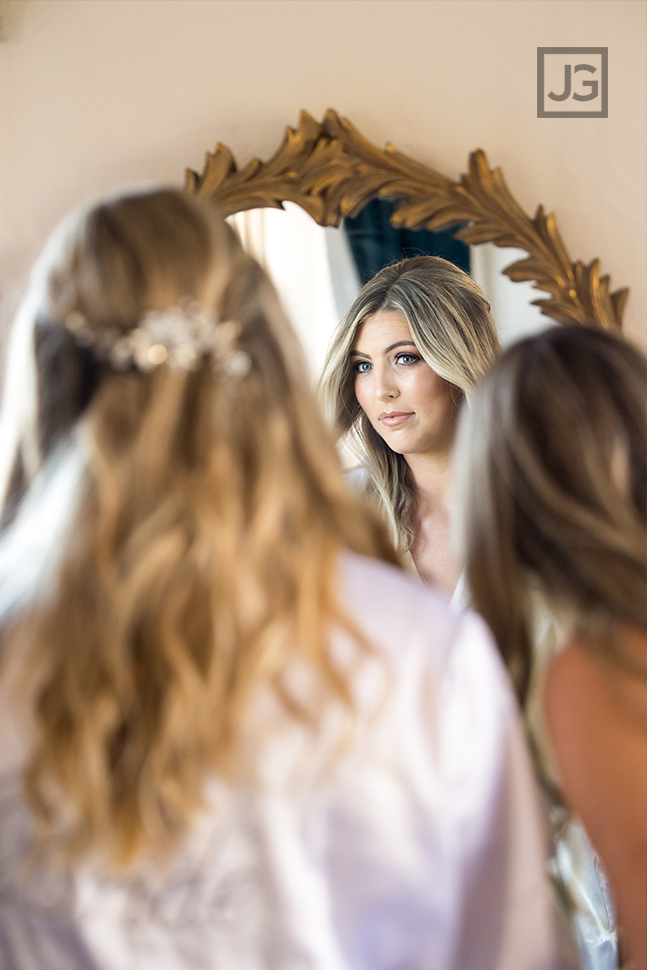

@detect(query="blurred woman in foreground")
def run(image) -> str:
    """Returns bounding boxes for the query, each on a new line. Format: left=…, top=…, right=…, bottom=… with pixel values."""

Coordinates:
left=0, top=187, right=565, bottom=970
left=455, top=325, right=647, bottom=970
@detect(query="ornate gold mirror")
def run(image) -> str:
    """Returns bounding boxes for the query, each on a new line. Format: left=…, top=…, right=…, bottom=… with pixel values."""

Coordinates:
left=185, top=109, right=626, bottom=332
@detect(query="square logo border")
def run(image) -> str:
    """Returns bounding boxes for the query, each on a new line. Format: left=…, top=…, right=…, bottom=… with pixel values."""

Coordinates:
left=537, top=47, right=608, bottom=118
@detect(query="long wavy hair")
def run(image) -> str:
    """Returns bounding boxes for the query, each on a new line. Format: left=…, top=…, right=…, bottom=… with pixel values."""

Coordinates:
left=0, top=187, right=397, bottom=868
left=320, top=256, right=501, bottom=551
left=454, top=325, right=647, bottom=704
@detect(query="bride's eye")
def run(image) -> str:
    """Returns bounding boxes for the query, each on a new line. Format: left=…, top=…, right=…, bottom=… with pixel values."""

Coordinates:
left=352, top=360, right=372, bottom=374
left=395, top=353, right=420, bottom=366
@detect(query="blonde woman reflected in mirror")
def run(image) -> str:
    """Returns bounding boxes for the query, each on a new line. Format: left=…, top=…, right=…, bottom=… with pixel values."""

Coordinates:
left=455, top=326, right=647, bottom=970
left=320, top=255, right=501, bottom=601
left=0, top=188, right=567, bottom=969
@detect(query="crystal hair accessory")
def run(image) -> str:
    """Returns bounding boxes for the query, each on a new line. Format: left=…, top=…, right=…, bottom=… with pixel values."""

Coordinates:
left=64, top=302, right=252, bottom=377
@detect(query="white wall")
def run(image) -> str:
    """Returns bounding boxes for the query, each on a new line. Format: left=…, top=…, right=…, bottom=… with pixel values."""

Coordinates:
left=0, top=0, right=644, bottom=349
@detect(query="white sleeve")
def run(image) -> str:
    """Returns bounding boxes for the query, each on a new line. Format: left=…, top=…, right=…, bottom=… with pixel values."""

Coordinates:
left=433, top=612, right=578, bottom=970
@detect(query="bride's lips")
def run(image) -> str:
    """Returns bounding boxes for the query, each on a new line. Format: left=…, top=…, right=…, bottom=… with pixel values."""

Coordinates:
left=379, top=411, right=413, bottom=428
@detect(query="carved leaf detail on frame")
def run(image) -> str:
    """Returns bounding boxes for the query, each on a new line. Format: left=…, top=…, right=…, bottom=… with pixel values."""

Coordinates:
left=186, top=109, right=627, bottom=331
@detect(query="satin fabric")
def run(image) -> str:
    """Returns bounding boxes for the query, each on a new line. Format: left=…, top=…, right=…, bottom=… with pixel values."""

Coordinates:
left=0, top=554, right=568, bottom=970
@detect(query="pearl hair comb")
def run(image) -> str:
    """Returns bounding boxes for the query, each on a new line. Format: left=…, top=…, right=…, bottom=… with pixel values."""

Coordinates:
left=64, top=301, right=252, bottom=377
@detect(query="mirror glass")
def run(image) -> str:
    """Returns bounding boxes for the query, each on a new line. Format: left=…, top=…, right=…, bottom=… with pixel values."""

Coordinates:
left=229, top=200, right=550, bottom=385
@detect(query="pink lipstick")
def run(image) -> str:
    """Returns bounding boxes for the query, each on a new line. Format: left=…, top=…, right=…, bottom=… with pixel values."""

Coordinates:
left=379, top=411, right=413, bottom=428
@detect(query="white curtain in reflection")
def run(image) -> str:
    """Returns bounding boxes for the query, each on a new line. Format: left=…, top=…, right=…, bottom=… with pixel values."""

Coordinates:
left=470, top=245, right=548, bottom=347
left=228, top=203, right=360, bottom=383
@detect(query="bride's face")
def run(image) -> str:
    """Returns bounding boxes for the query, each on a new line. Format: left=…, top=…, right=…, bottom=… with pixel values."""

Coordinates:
left=351, top=310, right=459, bottom=460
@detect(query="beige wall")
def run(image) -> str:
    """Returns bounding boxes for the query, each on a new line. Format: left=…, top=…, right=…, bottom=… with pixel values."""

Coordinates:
left=0, top=0, right=645, bottom=348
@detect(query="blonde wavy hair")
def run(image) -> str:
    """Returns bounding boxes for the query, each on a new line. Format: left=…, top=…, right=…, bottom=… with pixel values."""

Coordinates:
left=455, top=325, right=647, bottom=704
left=320, top=255, right=501, bottom=551
left=0, top=187, right=397, bottom=868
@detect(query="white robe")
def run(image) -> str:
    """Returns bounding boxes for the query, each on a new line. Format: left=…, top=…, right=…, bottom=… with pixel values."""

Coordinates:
left=0, top=553, right=569, bottom=970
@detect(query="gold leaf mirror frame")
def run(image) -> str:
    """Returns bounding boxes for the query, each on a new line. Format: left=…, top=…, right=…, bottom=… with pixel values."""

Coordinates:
left=186, top=109, right=627, bottom=331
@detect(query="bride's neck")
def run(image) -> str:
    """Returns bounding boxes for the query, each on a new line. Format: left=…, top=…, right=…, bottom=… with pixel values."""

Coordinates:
left=406, top=450, right=454, bottom=513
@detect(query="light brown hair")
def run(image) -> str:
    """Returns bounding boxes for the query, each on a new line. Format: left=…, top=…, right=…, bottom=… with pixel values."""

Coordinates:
left=0, top=187, right=397, bottom=867
left=455, top=325, right=647, bottom=703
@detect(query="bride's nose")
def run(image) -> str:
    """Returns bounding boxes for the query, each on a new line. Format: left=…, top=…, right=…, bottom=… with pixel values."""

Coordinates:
left=376, top=373, right=398, bottom=402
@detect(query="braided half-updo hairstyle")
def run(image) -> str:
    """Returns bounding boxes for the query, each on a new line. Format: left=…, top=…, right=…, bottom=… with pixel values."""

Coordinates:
left=0, top=187, right=397, bottom=868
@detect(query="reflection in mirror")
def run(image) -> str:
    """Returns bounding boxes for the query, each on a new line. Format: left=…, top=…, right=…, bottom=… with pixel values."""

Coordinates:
left=471, top=246, right=548, bottom=346
left=230, top=201, right=359, bottom=468
left=343, top=198, right=549, bottom=346
left=342, top=198, right=470, bottom=279
left=229, top=199, right=549, bottom=385
left=228, top=203, right=355, bottom=383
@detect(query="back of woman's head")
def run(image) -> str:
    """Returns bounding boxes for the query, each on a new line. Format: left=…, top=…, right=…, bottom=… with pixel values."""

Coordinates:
left=456, top=325, right=647, bottom=701
left=0, top=188, right=237, bottom=505
left=0, top=187, right=395, bottom=868
left=321, top=255, right=501, bottom=437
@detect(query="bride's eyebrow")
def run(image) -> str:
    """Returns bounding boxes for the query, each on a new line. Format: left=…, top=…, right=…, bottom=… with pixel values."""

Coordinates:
left=384, top=341, right=417, bottom=353
left=350, top=341, right=417, bottom=359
